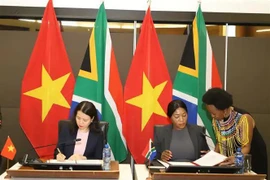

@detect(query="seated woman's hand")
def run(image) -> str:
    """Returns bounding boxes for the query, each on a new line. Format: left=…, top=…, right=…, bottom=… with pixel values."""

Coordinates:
left=161, top=150, right=172, bottom=162
left=56, top=153, right=66, bottom=161
left=68, top=154, right=87, bottom=161
left=219, top=156, right=235, bottom=166
left=79, top=155, right=87, bottom=160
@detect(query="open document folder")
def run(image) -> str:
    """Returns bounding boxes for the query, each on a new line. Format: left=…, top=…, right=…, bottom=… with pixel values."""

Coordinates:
left=47, top=159, right=103, bottom=165
left=152, top=151, right=240, bottom=173
left=156, top=150, right=227, bottom=168
left=28, top=159, right=103, bottom=170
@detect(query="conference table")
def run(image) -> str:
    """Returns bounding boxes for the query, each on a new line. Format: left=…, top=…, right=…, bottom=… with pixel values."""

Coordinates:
left=0, top=162, right=133, bottom=180
left=1, top=163, right=266, bottom=180
left=134, top=164, right=266, bottom=180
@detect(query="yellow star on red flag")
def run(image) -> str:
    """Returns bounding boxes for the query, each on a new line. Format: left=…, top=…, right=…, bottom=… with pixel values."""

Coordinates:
left=126, top=73, right=167, bottom=131
left=1, top=136, right=17, bottom=160
left=23, top=65, right=71, bottom=122
left=8, top=145, right=15, bottom=152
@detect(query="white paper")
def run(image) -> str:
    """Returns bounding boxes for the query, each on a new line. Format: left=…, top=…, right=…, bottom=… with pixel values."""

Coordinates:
left=47, top=159, right=102, bottom=165
left=157, top=159, right=169, bottom=168
left=148, top=166, right=166, bottom=169
left=193, top=150, right=227, bottom=166
left=168, top=161, right=195, bottom=166
left=76, top=160, right=102, bottom=165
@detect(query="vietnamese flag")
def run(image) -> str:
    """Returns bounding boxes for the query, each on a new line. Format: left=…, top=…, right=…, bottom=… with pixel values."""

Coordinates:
left=123, top=7, right=172, bottom=163
left=1, top=136, right=17, bottom=160
left=20, top=0, right=75, bottom=158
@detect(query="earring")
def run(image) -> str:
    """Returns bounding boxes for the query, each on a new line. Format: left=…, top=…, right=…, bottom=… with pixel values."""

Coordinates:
left=224, top=110, right=228, bottom=118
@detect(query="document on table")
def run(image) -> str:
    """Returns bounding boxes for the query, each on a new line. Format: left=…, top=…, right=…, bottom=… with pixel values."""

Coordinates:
left=193, top=150, right=227, bottom=166
left=46, top=159, right=102, bottom=165
left=156, top=151, right=226, bottom=168
left=157, top=159, right=169, bottom=168
left=156, top=160, right=195, bottom=167
left=168, top=161, right=196, bottom=166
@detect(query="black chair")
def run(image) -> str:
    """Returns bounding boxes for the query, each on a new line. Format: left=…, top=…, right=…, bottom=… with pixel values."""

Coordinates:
left=58, top=120, right=109, bottom=147
left=100, top=121, right=109, bottom=145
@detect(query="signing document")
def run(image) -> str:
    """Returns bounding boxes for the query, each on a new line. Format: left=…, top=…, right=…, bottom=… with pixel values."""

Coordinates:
left=157, top=150, right=227, bottom=167
left=193, top=150, right=227, bottom=166
left=47, top=159, right=102, bottom=165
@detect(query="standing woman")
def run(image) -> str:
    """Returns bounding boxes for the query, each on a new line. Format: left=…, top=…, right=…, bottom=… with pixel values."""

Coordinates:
left=202, top=88, right=267, bottom=176
left=55, top=101, right=103, bottom=161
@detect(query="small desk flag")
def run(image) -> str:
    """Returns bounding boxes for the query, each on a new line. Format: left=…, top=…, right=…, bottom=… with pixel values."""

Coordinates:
left=1, top=136, right=16, bottom=160
left=142, top=139, right=157, bottom=161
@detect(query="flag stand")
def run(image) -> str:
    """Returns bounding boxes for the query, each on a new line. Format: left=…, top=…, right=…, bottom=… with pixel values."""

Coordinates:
left=6, top=159, right=9, bottom=169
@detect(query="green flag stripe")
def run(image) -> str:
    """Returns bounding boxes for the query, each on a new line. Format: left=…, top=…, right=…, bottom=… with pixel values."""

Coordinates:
left=103, top=100, right=126, bottom=161
left=96, top=3, right=127, bottom=162
left=94, top=3, right=106, bottom=104
left=73, top=76, right=99, bottom=102
left=146, top=147, right=156, bottom=158
left=173, top=72, right=198, bottom=96
left=196, top=6, right=216, bottom=143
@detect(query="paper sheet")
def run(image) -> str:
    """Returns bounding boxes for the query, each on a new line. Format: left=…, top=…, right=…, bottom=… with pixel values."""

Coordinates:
left=168, top=161, right=195, bottom=166
left=193, top=150, right=227, bottom=166
left=157, top=159, right=169, bottom=168
left=46, top=159, right=102, bottom=165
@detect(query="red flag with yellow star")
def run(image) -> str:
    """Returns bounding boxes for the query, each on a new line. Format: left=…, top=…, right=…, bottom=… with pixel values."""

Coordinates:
left=123, top=7, right=172, bottom=163
left=20, top=0, right=75, bottom=158
left=1, top=136, right=16, bottom=160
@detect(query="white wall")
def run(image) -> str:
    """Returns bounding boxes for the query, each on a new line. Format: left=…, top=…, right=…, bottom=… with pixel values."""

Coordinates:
left=0, top=0, right=270, bottom=14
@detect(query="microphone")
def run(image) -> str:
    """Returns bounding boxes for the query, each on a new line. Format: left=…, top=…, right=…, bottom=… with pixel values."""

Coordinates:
left=33, top=138, right=81, bottom=149
left=201, top=132, right=212, bottom=139
left=20, top=138, right=81, bottom=165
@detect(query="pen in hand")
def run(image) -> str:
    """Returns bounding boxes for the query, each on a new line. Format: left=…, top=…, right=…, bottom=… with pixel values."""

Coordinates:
left=56, top=148, right=66, bottom=161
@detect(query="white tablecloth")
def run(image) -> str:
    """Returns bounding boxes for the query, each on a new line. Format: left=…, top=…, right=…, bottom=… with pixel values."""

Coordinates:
left=135, top=164, right=149, bottom=180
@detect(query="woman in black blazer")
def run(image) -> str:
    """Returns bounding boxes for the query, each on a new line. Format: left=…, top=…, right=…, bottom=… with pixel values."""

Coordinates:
left=154, top=99, right=209, bottom=162
left=55, top=101, right=103, bottom=161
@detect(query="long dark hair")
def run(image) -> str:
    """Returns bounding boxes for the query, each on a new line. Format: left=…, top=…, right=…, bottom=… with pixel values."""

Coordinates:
left=70, top=101, right=101, bottom=134
left=167, top=99, right=188, bottom=118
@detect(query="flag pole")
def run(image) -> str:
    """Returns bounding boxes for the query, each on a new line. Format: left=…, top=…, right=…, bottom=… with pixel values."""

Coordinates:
left=0, top=105, right=2, bottom=129
left=6, top=159, right=9, bottom=169
left=142, top=3, right=152, bottom=178
left=130, top=19, right=138, bottom=180
left=147, top=0, right=152, bottom=7
left=224, top=23, right=229, bottom=90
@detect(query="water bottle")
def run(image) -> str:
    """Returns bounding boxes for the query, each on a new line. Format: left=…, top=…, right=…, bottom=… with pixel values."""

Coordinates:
left=235, top=147, right=244, bottom=174
left=103, top=143, right=111, bottom=170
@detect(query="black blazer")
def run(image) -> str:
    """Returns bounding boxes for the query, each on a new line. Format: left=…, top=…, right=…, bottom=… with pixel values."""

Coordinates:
left=153, top=124, right=209, bottom=161
left=55, top=122, right=103, bottom=159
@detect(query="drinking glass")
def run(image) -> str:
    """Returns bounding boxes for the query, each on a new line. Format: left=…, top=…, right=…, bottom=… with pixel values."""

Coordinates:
left=244, top=154, right=252, bottom=173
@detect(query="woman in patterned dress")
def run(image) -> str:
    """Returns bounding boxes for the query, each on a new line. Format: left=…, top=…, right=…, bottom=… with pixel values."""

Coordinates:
left=202, top=88, right=267, bottom=177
